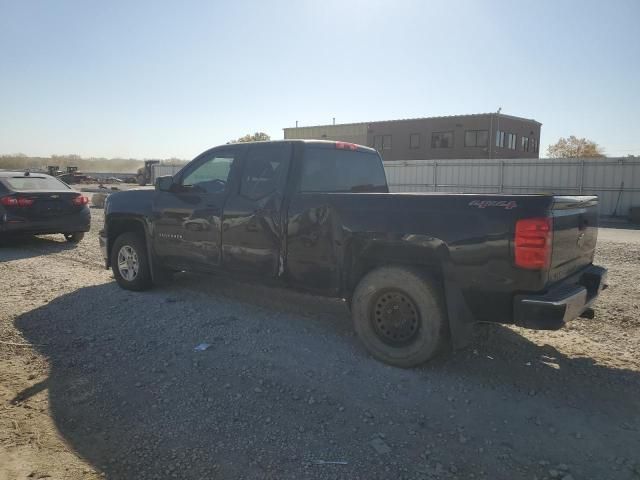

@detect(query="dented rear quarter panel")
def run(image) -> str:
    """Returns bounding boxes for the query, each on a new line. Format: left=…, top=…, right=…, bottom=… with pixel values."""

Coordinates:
left=286, top=192, right=555, bottom=323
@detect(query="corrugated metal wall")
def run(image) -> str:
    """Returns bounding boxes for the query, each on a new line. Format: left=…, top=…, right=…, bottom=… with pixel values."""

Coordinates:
left=384, top=157, right=640, bottom=216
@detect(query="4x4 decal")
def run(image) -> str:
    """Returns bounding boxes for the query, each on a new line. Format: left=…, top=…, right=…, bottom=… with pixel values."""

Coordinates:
left=468, top=199, right=518, bottom=210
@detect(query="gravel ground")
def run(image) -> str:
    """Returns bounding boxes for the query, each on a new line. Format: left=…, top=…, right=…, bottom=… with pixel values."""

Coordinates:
left=1, top=210, right=639, bottom=480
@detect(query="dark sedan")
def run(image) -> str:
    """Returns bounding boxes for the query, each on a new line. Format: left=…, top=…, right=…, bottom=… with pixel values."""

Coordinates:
left=0, top=171, right=90, bottom=242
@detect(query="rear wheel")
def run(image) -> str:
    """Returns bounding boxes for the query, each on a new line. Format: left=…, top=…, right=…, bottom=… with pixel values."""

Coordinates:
left=111, top=232, right=152, bottom=291
left=352, top=266, right=447, bottom=368
left=64, top=232, right=85, bottom=243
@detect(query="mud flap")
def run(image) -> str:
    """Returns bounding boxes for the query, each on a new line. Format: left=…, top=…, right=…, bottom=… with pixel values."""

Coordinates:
left=145, top=234, right=161, bottom=283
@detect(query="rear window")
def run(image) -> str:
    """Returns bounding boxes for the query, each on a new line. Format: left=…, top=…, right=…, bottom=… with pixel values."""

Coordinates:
left=3, top=176, right=71, bottom=191
left=299, top=146, right=387, bottom=193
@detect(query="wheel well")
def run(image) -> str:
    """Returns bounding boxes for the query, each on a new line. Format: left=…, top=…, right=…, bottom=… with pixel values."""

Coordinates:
left=106, top=218, right=146, bottom=264
left=348, top=257, right=445, bottom=298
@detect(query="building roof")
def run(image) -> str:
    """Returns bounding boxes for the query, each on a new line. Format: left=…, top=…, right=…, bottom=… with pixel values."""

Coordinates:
left=284, top=112, right=542, bottom=130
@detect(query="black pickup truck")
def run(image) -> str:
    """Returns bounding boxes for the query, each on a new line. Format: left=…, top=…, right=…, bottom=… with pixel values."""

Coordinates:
left=100, top=140, right=607, bottom=367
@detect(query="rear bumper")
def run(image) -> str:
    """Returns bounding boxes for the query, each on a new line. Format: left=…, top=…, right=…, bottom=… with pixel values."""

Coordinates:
left=0, top=209, right=90, bottom=235
left=514, top=265, right=608, bottom=330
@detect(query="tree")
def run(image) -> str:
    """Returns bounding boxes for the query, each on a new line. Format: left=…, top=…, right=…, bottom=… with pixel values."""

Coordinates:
left=230, top=132, right=270, bottom=143
left=547, top=136, right=605, bottom=158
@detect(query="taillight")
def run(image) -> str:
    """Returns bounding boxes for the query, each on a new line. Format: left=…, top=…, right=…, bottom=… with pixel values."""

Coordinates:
left=1, top=196, right=34, bottom=207
left=17, top=197, right=35, bottom=207
left=72, top=195, right=89, bottom=206
left=514, top=217, right=552, bottom=270
left=335, top=141, right=358, bottom=151
left=1, top=196, right=17, bottom=207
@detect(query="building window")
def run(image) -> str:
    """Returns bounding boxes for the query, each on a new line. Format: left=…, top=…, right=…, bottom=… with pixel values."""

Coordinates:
left=373, top=135, right=392, bottom=151
left=464, top=130, right=489, bottom=147
left=531, top=138, right=538, bottom=153
left=497, top=131, right=517, bottom=149
left=431, top=131, right=453, bottom=148
left=410, top=133, right=420, bottom=149
left=521, top=136, right=530, bottom=152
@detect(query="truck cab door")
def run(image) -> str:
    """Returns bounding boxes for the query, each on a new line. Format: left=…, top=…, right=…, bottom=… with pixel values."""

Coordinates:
left=152, top=148, right=244, bottom=270
left=221, top=143, right=292, bottom=277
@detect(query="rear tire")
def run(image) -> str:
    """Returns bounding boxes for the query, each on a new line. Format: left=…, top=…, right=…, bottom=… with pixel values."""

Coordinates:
left=111, top=232, right=152, bottom=291
left=64, top=232, right=85, bottom=243
left=352, top=266, right=447, bottom=368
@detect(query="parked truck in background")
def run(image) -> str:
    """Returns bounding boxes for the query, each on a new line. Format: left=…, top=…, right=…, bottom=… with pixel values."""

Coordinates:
left=99, top=140, right=607, bottom=367
left=136, top=160, right=160, bottom=186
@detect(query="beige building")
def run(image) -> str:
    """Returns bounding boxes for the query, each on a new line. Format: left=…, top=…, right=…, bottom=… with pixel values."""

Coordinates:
left=283, top=113, right=542, bottom=161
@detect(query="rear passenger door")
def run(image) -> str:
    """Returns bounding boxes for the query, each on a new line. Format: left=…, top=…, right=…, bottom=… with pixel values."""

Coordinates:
left=221, top=143, right=292, bottom=277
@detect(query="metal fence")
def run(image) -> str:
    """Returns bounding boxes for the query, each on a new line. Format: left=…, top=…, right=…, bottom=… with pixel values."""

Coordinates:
left=384, top=157, right=640, bottom=217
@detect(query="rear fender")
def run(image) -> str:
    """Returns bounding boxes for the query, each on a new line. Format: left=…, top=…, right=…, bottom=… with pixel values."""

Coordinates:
left=348, top=236, right=476, bottom=349
left=347, top=234, right=448, bottom=290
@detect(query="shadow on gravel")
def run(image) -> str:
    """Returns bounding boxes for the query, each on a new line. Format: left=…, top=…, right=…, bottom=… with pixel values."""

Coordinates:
left=13, top=277, right=640, bottom=480
left=0, top=234, right=77, bottom=261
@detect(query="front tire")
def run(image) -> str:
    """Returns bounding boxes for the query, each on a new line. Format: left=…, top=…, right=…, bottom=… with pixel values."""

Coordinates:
left=64, top=232, right=85, bottom=243
left=111, top=232, right=152, bottom=291
left=352, top=266, right=447, bottom=368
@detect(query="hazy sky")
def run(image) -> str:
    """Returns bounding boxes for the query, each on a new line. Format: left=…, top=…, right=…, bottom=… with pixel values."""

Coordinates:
left=1, top=0, right=639, bottom=159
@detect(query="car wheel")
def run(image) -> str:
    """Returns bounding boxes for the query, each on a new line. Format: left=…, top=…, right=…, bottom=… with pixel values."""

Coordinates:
left=352, top=266, right=447, bottom=368
left=111, top=232, right=152, bottom=291
left=64, top=232, right=85, bottom=243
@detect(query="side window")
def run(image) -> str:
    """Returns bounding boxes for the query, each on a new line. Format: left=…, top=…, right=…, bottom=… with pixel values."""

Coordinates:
left=182, top=154, right=235, bottom=193
left=240, top=144, right=292, bottom=200
left=299, top=147, right=387, bottom=193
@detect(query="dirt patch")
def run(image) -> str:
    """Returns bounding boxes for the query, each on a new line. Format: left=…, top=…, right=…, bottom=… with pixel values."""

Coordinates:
left=1, top=210, right=639, bottom=479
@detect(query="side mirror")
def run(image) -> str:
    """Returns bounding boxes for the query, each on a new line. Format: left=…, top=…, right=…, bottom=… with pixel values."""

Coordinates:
left=155, top=175, right=175, bottom=192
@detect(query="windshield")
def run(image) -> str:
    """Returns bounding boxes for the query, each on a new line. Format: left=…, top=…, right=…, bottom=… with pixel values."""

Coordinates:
left=3, top=175, right=71, bottom=191
left=299, top=146, right=388, bottom=193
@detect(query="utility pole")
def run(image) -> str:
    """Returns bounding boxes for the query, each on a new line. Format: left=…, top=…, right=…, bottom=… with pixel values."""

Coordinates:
left=495, top=107, right=502, bottom=156
left=489, top=115, right=494, bottom=159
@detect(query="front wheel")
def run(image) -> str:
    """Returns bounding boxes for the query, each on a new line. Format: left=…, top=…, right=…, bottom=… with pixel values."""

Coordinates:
left=64, top=232, right=85, bottom=243
left=111, top=232, right=152, bottom=291
left=351, top=266, right=447, bottom=368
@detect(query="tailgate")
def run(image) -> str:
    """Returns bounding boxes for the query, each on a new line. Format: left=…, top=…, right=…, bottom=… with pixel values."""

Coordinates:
left=548, top=196, right=599, bottom=283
